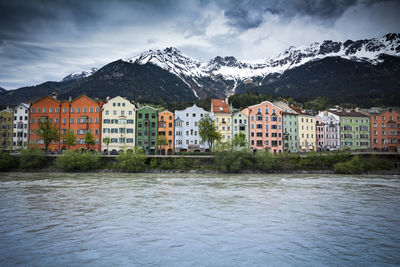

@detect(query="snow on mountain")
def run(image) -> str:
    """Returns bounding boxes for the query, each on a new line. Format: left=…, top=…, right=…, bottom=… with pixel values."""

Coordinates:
left=61, top=67, right=98, bottom=82
left=63, top=33, right=399, bottom=98
left=123, top=33, right=399, bottom=97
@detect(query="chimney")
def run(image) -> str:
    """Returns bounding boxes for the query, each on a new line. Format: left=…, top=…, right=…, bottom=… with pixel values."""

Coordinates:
left=52, top=92, right=57, bottom=99
left=355, top=107, right=359, bottom=112
left=106, top=96, right=110, bottom=102
left=324, top=111, right=328, bottom=116
left=69, top=96, right=72, bottom=102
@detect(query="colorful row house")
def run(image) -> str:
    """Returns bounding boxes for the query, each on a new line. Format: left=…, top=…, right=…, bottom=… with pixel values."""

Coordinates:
left=174, top=104, right=212, bottom=152
left=232, top=110, right=249, bottom=146
left=0, top=108, right=13, bottom=151
left=101, top=96, right=136, bottom=154
left=12, top=103, right=29, bottom=150
left=158, top=110, right=174, bottom=155
left=136, top=106, right=158, bottom=155
left=274, top=100, right=299, bottom=153
left=29, top=94, right=103, bottom=153
left=327, top=109, right=370, bottom=150
left=362, top=107, right=400, bottom=152
left=248, top=101, right=284, bottom=154
left=316, top=111, right=340, bottom=151
left=211, top=99, right=233, bottom=143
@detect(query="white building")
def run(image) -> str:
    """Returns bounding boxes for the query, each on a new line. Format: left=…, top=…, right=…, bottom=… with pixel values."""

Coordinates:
left=12, top=103, right=29, bottom=150
left=101, top=96, right=136, bottom=153
left=174, top=104, right=213, bottom=152
left=316, top=111, right=340, bottom=151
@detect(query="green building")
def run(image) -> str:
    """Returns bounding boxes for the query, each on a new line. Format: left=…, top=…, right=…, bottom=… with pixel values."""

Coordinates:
left=328, top=109, right=370, bottom=150
left=232, top=110, right=249, bottom=147
left=0, top=108, right=13, bottom=151
left=282, top=112, right=299, bottom=153
left=136, top=106, right=158, bottom=155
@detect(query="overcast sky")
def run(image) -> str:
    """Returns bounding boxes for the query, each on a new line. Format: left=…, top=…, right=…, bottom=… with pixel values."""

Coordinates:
left=0, top=0, right=399, bottom=89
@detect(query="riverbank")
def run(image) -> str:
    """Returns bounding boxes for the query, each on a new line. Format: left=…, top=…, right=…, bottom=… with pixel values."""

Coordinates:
left=1, top=149, right=399, bottom=174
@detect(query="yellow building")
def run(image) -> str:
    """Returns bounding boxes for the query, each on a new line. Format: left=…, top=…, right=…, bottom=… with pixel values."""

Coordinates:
left=211, top=99, right=232, bottom=143
left=0, top=108, right=13, bottom=151
left=295, top=110, right=316, bottom=152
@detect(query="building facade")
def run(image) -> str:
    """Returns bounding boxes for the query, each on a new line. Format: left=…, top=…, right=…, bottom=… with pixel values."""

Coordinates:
left=174, top=104, right=213, bottom=152
left=29, top=94, right=103, bottom=153
left=136, top=106, right=158, bottom=155
left=232, top=110, right=249, bottom=146
left=211, top=99, right=232, bottom=143
left=248, top=101, right=284, bottom=153
left=158, top=110, right=174, bottom=155
left=316, top=111, right=340, bottom=151
left=328, top=109, right=370, bottom=150
left=369, top=108, right=400, bottom=152
left=273, top=100, right=299, bottom=153
left=12, top=103, right=29, bottom=150
left=61, top=95, right=103, bottom=152
left=29, top=95, right=62, bottom=152
left=101, top=96, right=136, bottom=153
left=282, top=112, right=298, bottom=153
left=0, top=108, right=13, bottom=151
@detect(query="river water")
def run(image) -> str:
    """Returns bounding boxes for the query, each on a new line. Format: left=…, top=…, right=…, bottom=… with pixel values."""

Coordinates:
left=0, top=172, right=399, bottom=266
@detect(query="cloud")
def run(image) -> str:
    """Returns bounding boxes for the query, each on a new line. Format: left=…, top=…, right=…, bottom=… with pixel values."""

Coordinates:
left=0, top=0, right=399, bottom=89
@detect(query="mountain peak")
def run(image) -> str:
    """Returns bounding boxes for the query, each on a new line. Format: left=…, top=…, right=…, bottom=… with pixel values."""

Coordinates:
left=61, top=67, right=98, bottom=82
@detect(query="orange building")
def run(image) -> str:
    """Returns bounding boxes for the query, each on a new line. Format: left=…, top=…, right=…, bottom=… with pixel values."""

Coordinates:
left=29, top=95, right=62, bottom=152
left=158, top=110, right=174, bottom=155
left=29, top=94, right=103, bottom=153
left=370, top=108, right=400, bottom=152
left=60, top=95, right=103, bottom=152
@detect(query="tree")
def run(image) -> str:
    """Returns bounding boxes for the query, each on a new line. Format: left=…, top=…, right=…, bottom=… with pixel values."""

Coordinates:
left=103, top=136, right=110, bottom=154
left=198, top=114, right=221, bottom=151
left=157, top=135, right=168, bottom=155
left=84, top=131, right=95, bottom=150
left=232, top=132, right=247, bottom=148
left=64, top=130, right=76, bottom=150
left=37, top=121, right=60, bottom=154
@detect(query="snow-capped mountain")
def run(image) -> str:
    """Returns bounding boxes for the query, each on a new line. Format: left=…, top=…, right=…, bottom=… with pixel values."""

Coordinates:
left=122, top=33, right=400, bottom=97
left=61, top=67, right=98, bottom=82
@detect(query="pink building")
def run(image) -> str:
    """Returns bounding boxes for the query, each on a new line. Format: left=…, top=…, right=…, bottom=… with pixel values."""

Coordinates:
left=248, top=101, right=283, bottom=153
left=316, top=116, right=325, bottom=151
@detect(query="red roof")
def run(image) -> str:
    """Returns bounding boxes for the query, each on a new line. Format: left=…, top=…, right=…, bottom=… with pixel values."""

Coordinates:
left=211, top=99, right=232, bottom=114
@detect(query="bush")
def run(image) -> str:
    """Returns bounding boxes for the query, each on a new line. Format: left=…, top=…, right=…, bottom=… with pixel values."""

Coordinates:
left=254, top=150, right=275, bottom=171
left=56, top=150, right=101, bottom=171
left=362, top=155, right=393, bottom=171
left=333, top=156, right=364, bottom=174
left=274, top=153, right=299, bottom=171
left=19, top=148, right=46, bottom=169
left=155, top=156, right=198, bottom=170
left=215, top=149, right=253, bottom=173
left=0, top=152, right=19, bottom=171
left=114, top=150, right=146, bottom=172
left=333, top=155, right=394, bottom=174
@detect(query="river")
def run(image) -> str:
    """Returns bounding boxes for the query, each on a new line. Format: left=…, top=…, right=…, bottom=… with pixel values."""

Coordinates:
left=0, top=172, right=399, bottom=266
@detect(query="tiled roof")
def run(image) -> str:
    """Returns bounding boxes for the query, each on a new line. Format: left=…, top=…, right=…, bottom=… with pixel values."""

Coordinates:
left=328, top=109, right=369, bottom=117
left=211, top=99, right=232, bottom=114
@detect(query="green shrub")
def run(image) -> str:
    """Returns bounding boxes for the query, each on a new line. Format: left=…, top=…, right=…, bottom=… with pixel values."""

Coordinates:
left=215, top=149, right=253, bottom=173
left=149, top=158, right=158, bottom=169
left=362, top=155, right=393, bottom=171
left=19, top=148, right=46, bottom=169
left=0, top=152, right=19, bottom=171
left=274, top=153, right=299, bottom=171
left=114, top=150, right=146, bottom=172
left=333, top=156, right=364, bottom=174
left=56, top=150, right=101, bottom=171
left=254, top=150, right=275, bottom=171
